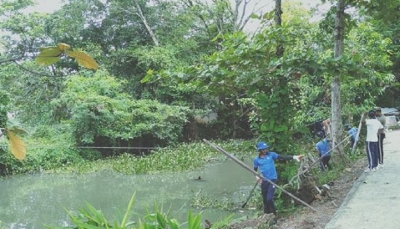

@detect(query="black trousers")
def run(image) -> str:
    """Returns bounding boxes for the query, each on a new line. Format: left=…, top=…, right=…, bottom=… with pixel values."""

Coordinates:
left=378, top=133, right=385, bottom=164
left=261, top=179, right=277, bottom=215
left=350, top=137, right=355, bottom=148
left=320, top=156, right=332, bottom=171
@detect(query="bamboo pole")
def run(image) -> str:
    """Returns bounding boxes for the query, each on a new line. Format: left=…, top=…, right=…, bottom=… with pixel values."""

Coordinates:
left=351, top=113, right=365, bottom=154
left=203, top=139, right=317, bottom=212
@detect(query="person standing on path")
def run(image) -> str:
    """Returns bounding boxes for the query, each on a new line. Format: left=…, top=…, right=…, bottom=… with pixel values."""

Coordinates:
left=253, top=142, right=303, bottom=223
left=316, top=137, right=332, bottom=171
left=375, top=107, right=386, bottom=167
left=362, top=110, right=384, bottom=172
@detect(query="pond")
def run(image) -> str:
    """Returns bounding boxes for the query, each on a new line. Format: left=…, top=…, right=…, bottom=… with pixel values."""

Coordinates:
left=0, top=159, right=258, bottom=228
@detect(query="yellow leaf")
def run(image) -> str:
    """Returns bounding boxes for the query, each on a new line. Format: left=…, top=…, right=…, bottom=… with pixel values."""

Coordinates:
left=6, top=129, right=26, bottom=161
left=36, top=46, right=63, bottom=66
left=38, top=46, right=60, bottom=52
left=65, top=50, right=99, bottom=70
left=57, top=43, right=71, bottom=51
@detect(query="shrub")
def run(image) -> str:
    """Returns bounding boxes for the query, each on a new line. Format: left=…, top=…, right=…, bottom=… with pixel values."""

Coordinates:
left=51, top=72, right=190, bottom=150
left=45, top=193, right=233, bottom=229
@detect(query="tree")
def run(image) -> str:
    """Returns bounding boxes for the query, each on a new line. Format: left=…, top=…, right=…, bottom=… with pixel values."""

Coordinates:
left=51, top=71, right=190, bottom=150
left=358, top=0, right=400, bottom=108
left=134, top=0, right=159, bottom=46
left=323, top=0, right=396, bottom=159
left=0, top=90, right=27, bottom=161
left=330, top=0, right=346, bottom=156
left=182, top=0, right=264, bottom=34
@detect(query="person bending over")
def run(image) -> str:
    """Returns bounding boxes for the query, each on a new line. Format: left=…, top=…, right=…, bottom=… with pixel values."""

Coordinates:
left=316, top=137, right=332, bottom=171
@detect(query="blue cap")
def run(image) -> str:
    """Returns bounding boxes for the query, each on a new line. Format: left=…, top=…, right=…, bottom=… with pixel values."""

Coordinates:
left=257, top=142, right=269, bottom=151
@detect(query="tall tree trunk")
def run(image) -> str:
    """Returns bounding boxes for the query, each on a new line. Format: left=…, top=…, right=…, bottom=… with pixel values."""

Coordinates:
left=274, top=0, right=283, bottom=56
left=332, top=0, right=345, bottom=158
left=134, top=0, right=159, bottom=46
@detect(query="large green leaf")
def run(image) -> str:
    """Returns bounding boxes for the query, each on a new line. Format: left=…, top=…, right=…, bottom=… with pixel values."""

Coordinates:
left=274, top=125, right=288, bottom=132
left=35, top=46, right=62, bottom=66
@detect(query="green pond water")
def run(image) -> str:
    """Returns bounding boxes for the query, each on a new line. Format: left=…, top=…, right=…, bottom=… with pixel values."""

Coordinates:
left=0, top=159, right=259, bottom=228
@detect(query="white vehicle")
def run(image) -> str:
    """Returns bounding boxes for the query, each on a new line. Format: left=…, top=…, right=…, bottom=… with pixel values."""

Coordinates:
left=377, top=107, right=399, bottom=130
left=386, top=116, right=398, bottom=127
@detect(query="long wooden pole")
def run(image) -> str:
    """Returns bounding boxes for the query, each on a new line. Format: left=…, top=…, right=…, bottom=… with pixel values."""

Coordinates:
left=351, top=113, right=365, bottom=154
left=203, top=139, right=317, bottom=212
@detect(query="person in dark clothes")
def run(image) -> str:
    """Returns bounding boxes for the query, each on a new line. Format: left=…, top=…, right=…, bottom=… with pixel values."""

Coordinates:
left=375, top=107, right=386, bottom=167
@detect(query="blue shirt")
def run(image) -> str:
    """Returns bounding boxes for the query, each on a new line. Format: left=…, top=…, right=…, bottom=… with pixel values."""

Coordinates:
left=348, top=127, right=358, bottom=140
left=316, top=139, right=331, bottom=157
left=253, top=152, right=279, bottom=180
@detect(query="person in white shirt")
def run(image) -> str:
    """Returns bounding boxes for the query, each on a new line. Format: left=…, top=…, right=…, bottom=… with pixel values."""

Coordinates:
left=362, top=110, right=384, bottom=172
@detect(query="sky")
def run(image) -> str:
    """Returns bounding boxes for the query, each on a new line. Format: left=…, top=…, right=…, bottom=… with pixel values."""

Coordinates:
left=20, top=0, right=332, bottom=18
left=25, top=0, right=63, bottom=13
left=195, top=0, right=330, bottom=33
left=0, top=0, right=59, bottom=39
left=23, top=0, right=330, bottom=33
left=0, top=0, right=331, bottom=41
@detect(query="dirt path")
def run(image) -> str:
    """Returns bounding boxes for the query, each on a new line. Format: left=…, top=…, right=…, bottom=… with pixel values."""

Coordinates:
left=227, top=154, right=366, bottom=229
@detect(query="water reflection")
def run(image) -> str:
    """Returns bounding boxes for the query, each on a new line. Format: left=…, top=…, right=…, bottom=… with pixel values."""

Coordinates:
left=0, top=159, right=257, bottom=228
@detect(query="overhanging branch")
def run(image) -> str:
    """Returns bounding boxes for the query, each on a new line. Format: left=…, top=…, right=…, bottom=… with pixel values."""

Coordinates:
left=0, top=56, right=23, bottom=64
left=13, top=61, right=66, bottom=78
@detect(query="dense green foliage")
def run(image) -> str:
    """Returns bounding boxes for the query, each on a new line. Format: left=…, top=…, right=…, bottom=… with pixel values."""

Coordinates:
left=0, top=0, right=397, bottom=183
left=0, top=124, right=82, bottom=175
left=0, top=90, right=10, bottom=164
left=51, top=71, right=189, bottom=149
left=1, top=0, right=398, bottom=151
left=0, top=90, right=9, bottom=128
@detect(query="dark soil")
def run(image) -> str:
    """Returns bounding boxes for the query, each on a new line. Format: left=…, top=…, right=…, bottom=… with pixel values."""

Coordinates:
left=226, top=157, right=366, bottom=229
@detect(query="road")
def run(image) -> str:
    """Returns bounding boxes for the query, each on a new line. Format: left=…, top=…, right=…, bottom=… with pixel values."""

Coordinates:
left=325, top=130, right=400, bottom=229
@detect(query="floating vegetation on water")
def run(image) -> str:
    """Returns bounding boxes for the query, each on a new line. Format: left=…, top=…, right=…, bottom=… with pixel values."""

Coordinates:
left=49, top=139, right=256, bottom=175
left=190, top=189, right=237, bottom=211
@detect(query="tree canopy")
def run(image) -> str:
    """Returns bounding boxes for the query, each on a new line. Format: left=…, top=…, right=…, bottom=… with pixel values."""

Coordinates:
left=0, top=0, right=398, bottom=155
